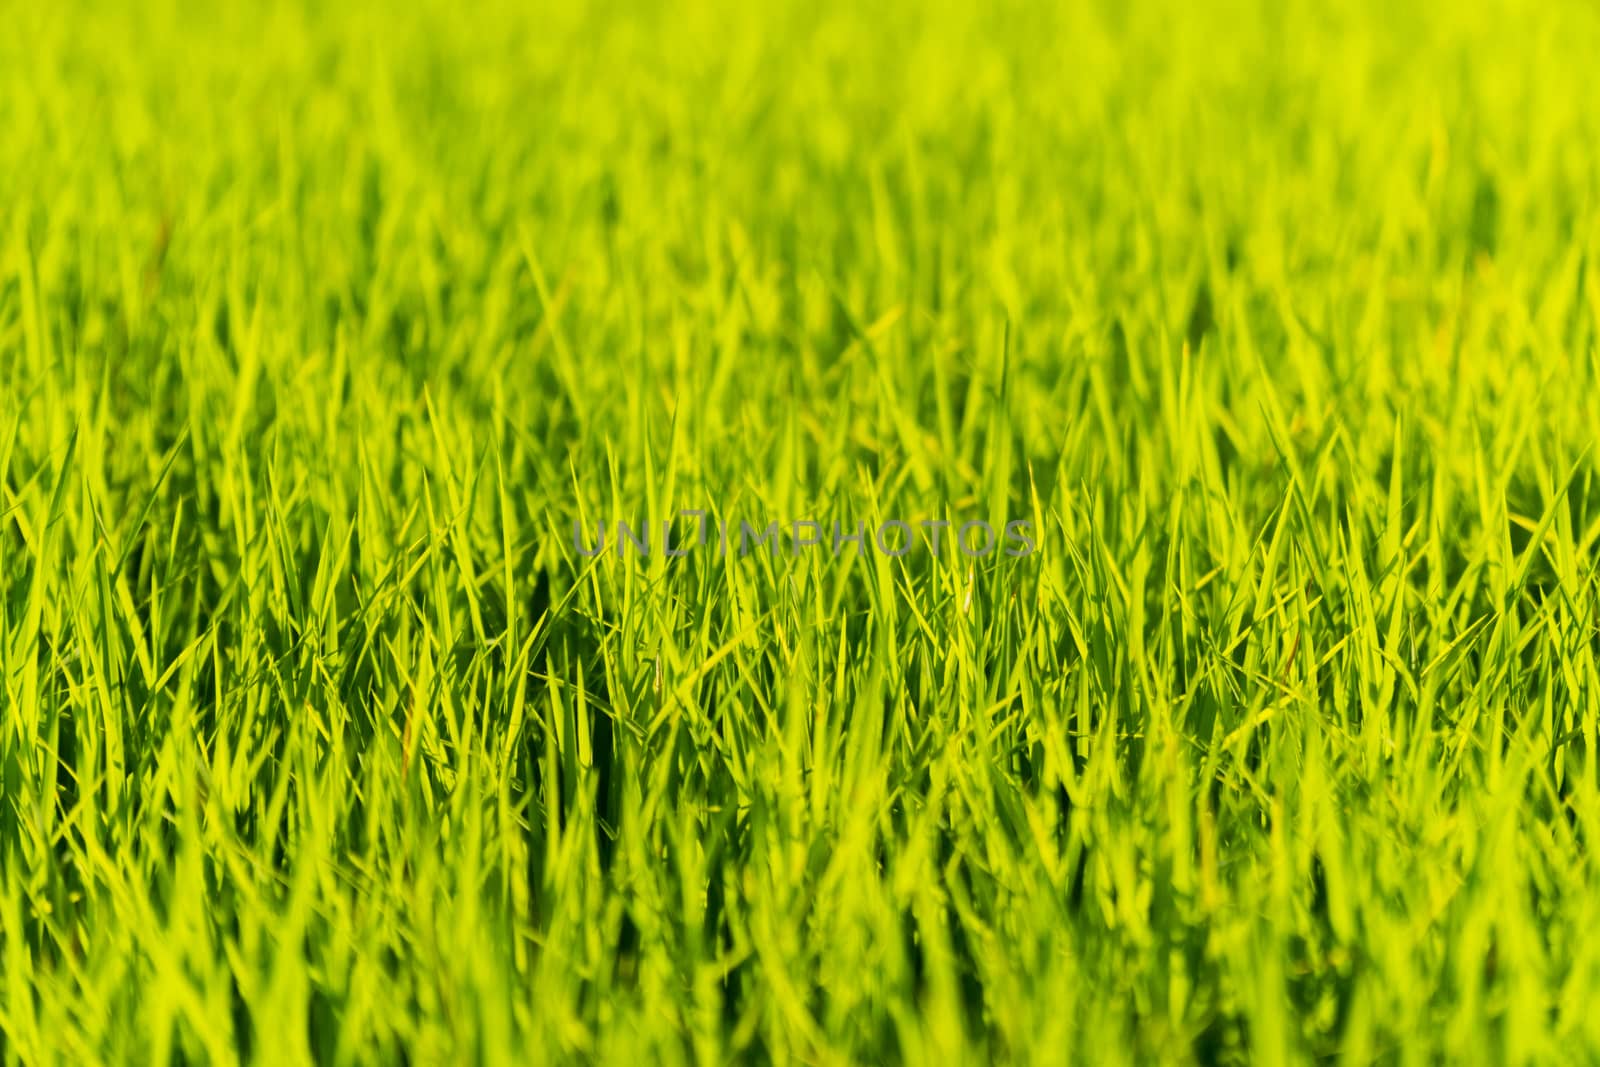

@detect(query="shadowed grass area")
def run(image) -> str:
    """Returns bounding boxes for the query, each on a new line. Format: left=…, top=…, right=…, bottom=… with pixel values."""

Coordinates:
left=5, top=0, right=1600, bottom=1062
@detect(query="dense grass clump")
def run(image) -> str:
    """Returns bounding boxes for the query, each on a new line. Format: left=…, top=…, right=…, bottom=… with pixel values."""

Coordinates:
left=6, top=0, right=1600, bottom=1062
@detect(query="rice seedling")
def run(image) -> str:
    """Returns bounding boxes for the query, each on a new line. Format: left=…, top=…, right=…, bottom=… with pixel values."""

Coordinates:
left=4, top=0, right=1600, bottom=1062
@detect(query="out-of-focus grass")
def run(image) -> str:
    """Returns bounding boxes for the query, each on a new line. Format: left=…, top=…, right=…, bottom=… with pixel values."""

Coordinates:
left=5, top=0, right=1600, bottom=1062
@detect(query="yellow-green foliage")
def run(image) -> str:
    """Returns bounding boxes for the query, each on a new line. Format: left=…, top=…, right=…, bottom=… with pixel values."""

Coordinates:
left=4, top=0, right=1600, bottom=1063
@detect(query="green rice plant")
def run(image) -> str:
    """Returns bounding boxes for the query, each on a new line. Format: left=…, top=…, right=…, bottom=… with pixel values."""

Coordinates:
left=4, top=0, right=1600, bottom=1062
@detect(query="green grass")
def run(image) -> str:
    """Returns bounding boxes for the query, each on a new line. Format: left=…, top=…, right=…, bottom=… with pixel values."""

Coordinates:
left=6, top=0, right=1600, bottom=1062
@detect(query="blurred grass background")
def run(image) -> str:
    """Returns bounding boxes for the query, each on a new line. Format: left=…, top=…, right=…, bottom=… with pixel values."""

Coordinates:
left=5, top=0, right=1600, bottom=1063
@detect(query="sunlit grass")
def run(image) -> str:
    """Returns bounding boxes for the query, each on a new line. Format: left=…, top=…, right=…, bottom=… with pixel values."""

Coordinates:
left=5, top=0, right=1600, bottom=1062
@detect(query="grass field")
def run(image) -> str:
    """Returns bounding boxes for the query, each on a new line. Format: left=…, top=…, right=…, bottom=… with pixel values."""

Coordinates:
left=6, top=0, right=1600, bottom=1062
